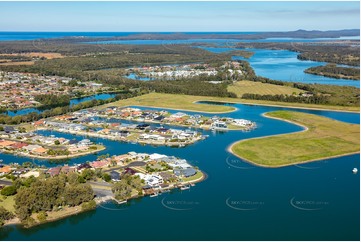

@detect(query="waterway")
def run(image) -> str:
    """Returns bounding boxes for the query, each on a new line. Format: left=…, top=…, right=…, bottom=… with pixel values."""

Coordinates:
left=111, top=40, right=360, bottom=87
left=1, top=102, right=359, bottom=241
left=202, top=47, right=360, bottom=87
left=2, top=93, right=117, bottom=117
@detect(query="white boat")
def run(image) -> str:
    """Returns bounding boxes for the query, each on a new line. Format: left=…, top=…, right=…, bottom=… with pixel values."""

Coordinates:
left=180, top=185, right=190, bottom=190
left=116, top=199, right=127, bottom=204
left=352, top=168, right=358, bottom=174
left=150, top=192, right=159, bottom=197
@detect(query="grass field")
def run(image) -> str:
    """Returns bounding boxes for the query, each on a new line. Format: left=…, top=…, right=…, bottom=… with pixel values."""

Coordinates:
left=230, top=111, right=360, bottom=167
left=104, top=93, right=360, bottom=113
left=0, top=195, right=16, bottom=213
left=103, top=93, right=236, bottom=113
left=228, top=80, right=305, bottom=97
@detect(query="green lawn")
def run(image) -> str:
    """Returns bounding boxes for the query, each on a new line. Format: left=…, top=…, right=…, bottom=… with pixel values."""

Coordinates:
left=228, top=80, right=304, bottom=97
left=100, top=93, right=360, bottom=113
left=182, top=171, right=204, bottom=182
left=0, top=195, right=16, bottom=213
left=230, top=111, right=360, bottom=167
left=102, top=93, right=236, bottom=113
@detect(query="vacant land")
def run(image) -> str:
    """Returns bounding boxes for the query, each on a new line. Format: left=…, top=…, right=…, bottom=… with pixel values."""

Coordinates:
left=104, top=93, right=360, bottom=113
left=0, top=52, right=64, bottom=66
left=104, top=93, right=236, bottom=113
left=228, top=80, right=305, bottom=97
left=230, top=111, right=360, bottom=167
left=0, top=52, right=64, bottom=59
left=0, top=61, right=34, bottom=66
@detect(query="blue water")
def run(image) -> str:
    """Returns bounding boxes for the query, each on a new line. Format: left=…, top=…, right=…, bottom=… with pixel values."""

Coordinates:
left=0, top=32, right=261, bottom=42
left=2, top=93, right=116, bottom=117
left=200, top=46, right=360, bottom=87
left=0, top=32, right=142, bottom=41
left=91, top=37, right=360, bottom=45
left=4, top=32, right=358, bottom=42
left=0, top=102, right=359, bottom=240
left=125, top=73, right=152, bottom=81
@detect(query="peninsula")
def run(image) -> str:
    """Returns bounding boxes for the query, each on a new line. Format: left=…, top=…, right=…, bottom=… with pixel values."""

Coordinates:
left=229, top=110, right=360, bottom=167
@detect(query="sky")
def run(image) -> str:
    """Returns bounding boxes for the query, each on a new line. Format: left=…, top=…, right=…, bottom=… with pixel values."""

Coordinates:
left=0, top=1, right=359, bottom=32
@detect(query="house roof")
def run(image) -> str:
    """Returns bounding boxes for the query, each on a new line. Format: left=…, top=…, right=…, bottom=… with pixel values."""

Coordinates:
left=33, top=147, right=48, bottom=154
left=0, top=140, right=17, bottom=147
left=109, top=171, right=121, bottom=180
left=10, top=142, right=29, bottom=149
left=46, top=166, right=61, bottom=176
left=90, top=160, right=109, bottom=168
left=0, top=166, right=11, bottom=173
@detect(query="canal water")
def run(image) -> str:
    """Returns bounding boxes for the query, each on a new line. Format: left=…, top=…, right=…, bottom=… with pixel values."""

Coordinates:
left=1, top=102, right=359, bottom=240
left=2, top=93, right=117, bottom=117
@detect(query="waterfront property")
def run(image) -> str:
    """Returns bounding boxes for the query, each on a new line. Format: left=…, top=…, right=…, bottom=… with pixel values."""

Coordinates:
left=48, top=106, right=256, bottom=131
left=0, top=151, right=204, bottom=228
left=38, top=119, right=207, bottom=147
left=0, top=127, right=104, bottom=159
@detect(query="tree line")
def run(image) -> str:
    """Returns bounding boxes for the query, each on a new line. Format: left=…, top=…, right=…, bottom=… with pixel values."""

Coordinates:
left=34, top=94, right=70, bottom=108
left=0, top=91, right=144, bottom=125
left=304, top=64, right=360, bottom=80
left=15, top=175, right=94, bottom=226
left=241, top=93, right=330, bottom=104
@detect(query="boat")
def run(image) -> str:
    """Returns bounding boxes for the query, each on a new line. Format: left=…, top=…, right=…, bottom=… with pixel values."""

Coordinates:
left=352, top=168, right=358, bottom=174
left=150, top=192, right=159, bottom=197
left=180, top=185, right=190, bottom=190
left=190, top=183, right=195, bottom=187
left=116, top=199, right=127, bottom=204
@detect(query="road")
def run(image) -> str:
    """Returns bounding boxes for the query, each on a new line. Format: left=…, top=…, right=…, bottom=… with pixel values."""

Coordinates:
left=0, top=179, right=12, bottom=186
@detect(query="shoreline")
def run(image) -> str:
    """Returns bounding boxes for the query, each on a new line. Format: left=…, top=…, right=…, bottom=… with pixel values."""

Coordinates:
left=2, top=170, right=207, bottom=228
left=115, top=103, right=237, bottom=114
left=194, top=99, right=360, bottom=114
left=95, top=113, right=249, bottom=131
left=40, top=127, right=205, bottom=147
left=0, top=145, right=105, bottom=160
left=227, top=112, right=360, bottom=168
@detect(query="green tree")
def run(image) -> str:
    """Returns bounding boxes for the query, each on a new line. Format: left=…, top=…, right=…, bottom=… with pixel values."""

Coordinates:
left=102, top=173, right=111, bottom=182
left=0, top=186, right=17, bottom=196
left=0, top=206, right=15, bottom=226
left=37, top=211, right=47, bottom=222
